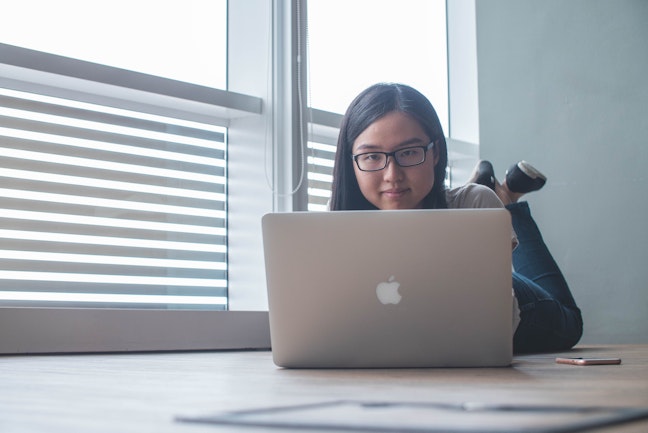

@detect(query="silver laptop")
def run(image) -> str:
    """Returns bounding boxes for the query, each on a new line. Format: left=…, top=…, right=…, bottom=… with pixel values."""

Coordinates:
left=261, top=208, right=513, bottom=368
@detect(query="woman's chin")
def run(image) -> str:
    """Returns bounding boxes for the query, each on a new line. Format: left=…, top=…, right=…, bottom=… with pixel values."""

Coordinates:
left=378, top=201, right=419, bottom=211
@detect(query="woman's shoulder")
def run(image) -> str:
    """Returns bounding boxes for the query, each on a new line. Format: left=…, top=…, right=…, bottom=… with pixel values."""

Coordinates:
left=445, top=183, right=504, bottom=209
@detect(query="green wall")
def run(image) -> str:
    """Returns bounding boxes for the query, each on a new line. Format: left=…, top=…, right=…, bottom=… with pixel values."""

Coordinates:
left=476, top=0, right=648, bottom=343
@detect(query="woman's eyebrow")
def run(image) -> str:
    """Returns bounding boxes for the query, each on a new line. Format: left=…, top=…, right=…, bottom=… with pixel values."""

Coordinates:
left=354, top=138, right=425, bottom=152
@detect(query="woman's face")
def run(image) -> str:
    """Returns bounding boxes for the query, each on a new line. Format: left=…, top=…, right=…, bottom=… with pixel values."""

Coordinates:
left=351, top=111, right=438, bottom=210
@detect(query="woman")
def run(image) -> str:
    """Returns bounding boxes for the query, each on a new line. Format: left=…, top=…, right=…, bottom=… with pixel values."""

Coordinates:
left=330, top=83, right=582, bottom=353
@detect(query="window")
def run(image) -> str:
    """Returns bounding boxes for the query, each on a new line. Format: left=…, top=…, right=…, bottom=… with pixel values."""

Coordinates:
left=0, top=0, right=230, bottom=310
left=307, top=0, right=448, bottom=127
left=0, top=0, right=478, bottom=353
left=305, top=0, right=449, bottom=210
left=0, top=0, right=227, bottom=89
left=0, top=0, right=272, bottom=353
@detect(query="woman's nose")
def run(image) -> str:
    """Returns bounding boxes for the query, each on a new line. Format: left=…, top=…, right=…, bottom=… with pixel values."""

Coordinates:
left=383, top=156, right=404, bottom=181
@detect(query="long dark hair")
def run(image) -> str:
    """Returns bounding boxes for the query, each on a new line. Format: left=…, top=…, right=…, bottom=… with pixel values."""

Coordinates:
left=329, top=83, right=448, bottom=210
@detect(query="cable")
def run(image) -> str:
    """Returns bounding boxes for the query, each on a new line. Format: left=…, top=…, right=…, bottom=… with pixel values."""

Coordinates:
left=264, top=0, right=310, bottom=198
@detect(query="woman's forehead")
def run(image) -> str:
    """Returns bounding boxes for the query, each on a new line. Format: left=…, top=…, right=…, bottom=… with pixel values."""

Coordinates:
left=353, top=112, right=428, bottom=150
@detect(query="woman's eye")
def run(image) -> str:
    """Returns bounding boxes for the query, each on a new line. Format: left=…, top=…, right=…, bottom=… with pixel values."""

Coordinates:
left=362, top=153, right=382, bottom=161
left=400, top=149, right=420, bottom=158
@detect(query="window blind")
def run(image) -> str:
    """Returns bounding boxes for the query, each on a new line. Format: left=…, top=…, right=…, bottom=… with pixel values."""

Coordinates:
left=307, top=140, right=335, bottom=211
left=306, top=110, right=341, bottom=211
left=0, top=88, right=228, bottom=309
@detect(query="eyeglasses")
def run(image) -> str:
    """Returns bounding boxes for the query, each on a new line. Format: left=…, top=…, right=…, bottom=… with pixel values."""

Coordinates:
left=352, top=142, right=435, bottom=172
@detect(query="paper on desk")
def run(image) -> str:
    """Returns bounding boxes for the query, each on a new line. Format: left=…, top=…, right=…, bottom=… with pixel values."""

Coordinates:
left=177, top=400, right=648, bottom=433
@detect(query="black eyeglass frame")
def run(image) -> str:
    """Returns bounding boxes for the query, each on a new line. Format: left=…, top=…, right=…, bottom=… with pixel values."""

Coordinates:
left=351, top=141, right=435, bottom=172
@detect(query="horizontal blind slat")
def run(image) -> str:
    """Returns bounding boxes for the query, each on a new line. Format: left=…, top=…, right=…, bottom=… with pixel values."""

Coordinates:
left=0, top=229, right=227, bottom=253
left=0, top=291, right=227, bottom=309
left=1, top=176, right=226, bottom=207
left=0, top=156, right=225, bottom=194
left=0, top=113, right=225, bottom=153
left=0, top=250, right=225, bottom=270
left=0, top=222, right=226, bottom=247
left=0, top=127, right=226, bottom=170
left=1, top=145, right=226, bottom=183
left=0, top=271, right=226, bottom=288
left=0, top=93, right=225, bottom=142
left=0, top=238, right=226, bottom=262
left=0, top=212, right=226, bottom=236
left=0, top=202, right=224, bottom=229
left=0, top=262, right=225, bottom=281
left=0, top=190, right=225, bottom=219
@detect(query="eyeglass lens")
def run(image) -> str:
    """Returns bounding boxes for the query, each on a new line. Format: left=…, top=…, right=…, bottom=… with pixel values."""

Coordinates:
left=355, top=147, right=426, bottom=171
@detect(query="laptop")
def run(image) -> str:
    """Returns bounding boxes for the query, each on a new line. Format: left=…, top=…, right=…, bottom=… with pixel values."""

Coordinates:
left=261, top=208, right=513, bottom=368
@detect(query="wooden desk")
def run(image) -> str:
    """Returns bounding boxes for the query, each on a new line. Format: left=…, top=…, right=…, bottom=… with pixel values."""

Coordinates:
left=1, top=345, right=647, bottom=432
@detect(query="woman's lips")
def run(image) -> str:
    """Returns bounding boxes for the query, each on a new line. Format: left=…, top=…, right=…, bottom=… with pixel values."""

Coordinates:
left=382, top=188, right=408, bottom=198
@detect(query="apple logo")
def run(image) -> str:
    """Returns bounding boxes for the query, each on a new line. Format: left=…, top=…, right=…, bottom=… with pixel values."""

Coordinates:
left=375, top=275, right=402, bottom=305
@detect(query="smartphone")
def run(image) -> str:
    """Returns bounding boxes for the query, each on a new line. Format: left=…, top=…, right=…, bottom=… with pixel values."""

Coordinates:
left=555, top=357, right=621, bottom=366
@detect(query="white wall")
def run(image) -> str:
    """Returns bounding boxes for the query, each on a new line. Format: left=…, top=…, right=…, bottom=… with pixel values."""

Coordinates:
left=476, top=0, right=648, bottom=343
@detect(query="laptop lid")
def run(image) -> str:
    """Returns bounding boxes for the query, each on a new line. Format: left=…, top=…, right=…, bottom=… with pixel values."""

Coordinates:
left=262, top=208, right=513, bottom=368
